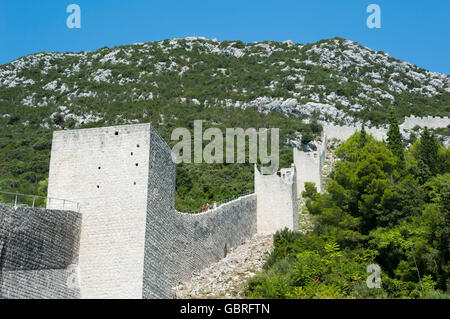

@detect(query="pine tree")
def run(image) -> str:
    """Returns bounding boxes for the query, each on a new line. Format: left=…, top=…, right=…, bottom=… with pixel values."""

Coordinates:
left=387, top=110, right=404, bottom=162
left=418, top=127, right=440, bottom=176
left=359, top=124, right=367, bottom=148
left=417, top=159, right=432, bottom=184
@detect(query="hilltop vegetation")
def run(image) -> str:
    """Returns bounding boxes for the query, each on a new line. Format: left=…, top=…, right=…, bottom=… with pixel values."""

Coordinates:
left=245, top=126, right=450, bottom=298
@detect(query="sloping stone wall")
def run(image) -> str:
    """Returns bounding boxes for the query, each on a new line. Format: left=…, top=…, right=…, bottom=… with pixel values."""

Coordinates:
left=0, top=205, right=81, bottom=299
left=143, top=126, right=257, bottom=298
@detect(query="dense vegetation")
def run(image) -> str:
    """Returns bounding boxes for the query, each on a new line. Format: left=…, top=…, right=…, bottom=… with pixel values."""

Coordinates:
left=245, top=124, right=450, bottom=298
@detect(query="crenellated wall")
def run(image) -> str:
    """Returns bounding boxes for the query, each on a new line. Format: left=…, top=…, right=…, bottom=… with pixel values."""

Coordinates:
left=0, top=205, right=81, bottom=299
left=321, top=116, right=450, bottom=142
left=321, top=122, right=388, bottom=141
left=400, top=115, right=450, bottom=130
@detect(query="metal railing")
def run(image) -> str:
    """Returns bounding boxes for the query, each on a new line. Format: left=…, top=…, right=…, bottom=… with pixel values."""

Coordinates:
left=0, top=191, right=81, bottom=213
left=186, top=190, right=254, bottom=214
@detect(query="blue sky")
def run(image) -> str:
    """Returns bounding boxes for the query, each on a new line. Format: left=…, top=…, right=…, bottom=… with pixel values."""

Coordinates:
left=0, top=0, right=449, bottom=74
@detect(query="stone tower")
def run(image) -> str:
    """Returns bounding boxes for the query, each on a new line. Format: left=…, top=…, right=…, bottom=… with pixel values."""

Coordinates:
left=254, top=164, right=298, bottom=234
left=47, top=124, right=163, bottom=298
left=293, top=133, right=327, bottom=195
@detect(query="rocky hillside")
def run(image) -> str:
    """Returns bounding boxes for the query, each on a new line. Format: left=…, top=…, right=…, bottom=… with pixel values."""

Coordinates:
left=0, top=37, right=449, bottom=210
left=1, top=36, right=449, bottom=129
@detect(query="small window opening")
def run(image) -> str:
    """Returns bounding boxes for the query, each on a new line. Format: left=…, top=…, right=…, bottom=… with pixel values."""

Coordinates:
left=115, top=131, right=119, bottom=136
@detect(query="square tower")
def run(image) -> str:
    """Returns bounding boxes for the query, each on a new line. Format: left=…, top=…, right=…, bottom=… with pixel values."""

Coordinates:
left=47, top=124, right=161, bottom=299
left=254, top=164, right=298, bottom=234
left=293, top=133, right=327, bottom=195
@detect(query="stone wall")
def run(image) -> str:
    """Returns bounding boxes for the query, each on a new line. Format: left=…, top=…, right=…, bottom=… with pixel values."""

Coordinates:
left=0, top=205, right=81, bottom=299
left=400, top=115, right=450, bottom=130
left=254, top=164, right=298, bottom=234
left=46, top=124, right=258, bottom=299
left=322, top=122, right=388, bottom=141
left=143, top=126, right=257, bottom=298
left=322, top=116, right=450, bottom=142
left=293, top=133, right=327, bottom=194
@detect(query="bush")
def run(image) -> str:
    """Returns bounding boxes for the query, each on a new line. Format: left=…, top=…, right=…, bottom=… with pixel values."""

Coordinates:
left=301, top=132, right=314, bottom=145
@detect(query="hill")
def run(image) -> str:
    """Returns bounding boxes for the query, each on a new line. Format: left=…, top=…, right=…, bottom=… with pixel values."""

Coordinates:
left=0, top=37, right=449, bottom=210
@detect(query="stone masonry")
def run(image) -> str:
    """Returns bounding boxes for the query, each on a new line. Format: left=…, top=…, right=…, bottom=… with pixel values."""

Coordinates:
left=293, top=133, right=327, bottom=195
left=0, top=205, right=81, bottom=299
left=47, top=124, right=152, bottom=298
left=255, top=164, right=298, bottom=234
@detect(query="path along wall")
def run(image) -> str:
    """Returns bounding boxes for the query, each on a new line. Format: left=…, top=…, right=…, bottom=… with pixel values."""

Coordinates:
left=0, top=205, right=81, bottom=299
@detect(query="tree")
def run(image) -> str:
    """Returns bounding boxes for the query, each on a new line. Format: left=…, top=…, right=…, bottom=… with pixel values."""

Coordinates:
left=417, top=127, right=440, bottom=176
left=310, top=119, right=323, bottom=135
left=386, top=110, right=404, bottom=163
left=301, top=132, right=314, bottom=145
left=359, top=125, right=367, bottom=148
left=302, top=182, right=318, bottom=200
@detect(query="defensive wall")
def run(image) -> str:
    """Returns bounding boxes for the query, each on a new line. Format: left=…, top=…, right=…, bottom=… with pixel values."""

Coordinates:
left=290, top=116, right=450, bottom=194
left=44, top=123, right=297, bottom=299
left=400, top=115, right=450, bottom=130
left=321, top=116, right=450, bottom=142
left=321, top=122, right=388, bottom=141
left=143, top=127, right=258, bottom=298
left=0, top=205, right=81, bottom=299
